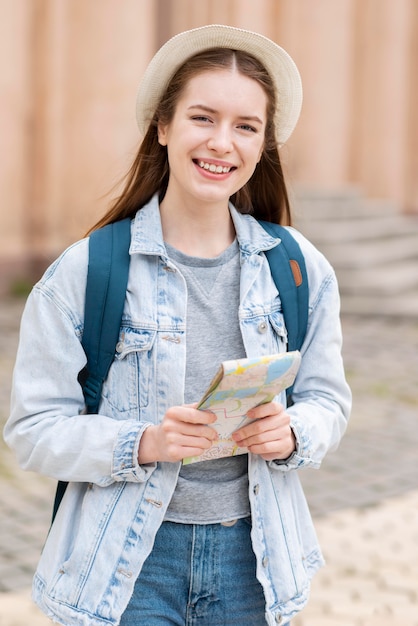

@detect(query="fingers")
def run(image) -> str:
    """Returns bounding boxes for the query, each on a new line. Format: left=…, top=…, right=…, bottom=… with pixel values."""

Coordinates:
left=245, top=432, right=296, bottom=461
left=142, top=406, right=218, bottom=464
left=246, top=401, right=286, bottom=421
left=232, top=415, right=287, bottom=447
left=138, top=421, right=217, bottom=465
left=160, top=416, right=217, bottom=443
left=159, top=429, right=217, bottom=462
left=232, top=402, right=295, bottom=461
left=234, top=402, right=287, bottom=439
left=165, top=405, right=217, bottom=425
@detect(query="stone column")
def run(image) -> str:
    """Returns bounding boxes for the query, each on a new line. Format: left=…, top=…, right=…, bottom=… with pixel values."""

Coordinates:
left=55, top=0, right=157, bottom=242
left=350, top=0, right=414, bottom=209
left=405, top=0, right=418, bottom=214
left=0, top=0, right=33, bottom=288
left=274, top=0, right=356, bottom=190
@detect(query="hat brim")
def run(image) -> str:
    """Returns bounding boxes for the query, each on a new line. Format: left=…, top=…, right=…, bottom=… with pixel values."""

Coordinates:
left=136, top=24, right=302, bottom=146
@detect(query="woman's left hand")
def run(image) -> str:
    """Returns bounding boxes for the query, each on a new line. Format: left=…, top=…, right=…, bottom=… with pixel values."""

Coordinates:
left=231, top=401, right=296, bottom=462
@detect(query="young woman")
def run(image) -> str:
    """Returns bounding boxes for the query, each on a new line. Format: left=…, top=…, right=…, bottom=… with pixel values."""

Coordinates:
left=4, top=25, right=351, bottom=626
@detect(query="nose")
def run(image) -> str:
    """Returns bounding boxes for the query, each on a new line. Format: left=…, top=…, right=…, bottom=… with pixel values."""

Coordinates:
left=207, top=124, right=233, bottom=154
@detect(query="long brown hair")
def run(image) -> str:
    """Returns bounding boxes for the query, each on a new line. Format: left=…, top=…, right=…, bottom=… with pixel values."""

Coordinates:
left=88, top=48, right=292, bottom=233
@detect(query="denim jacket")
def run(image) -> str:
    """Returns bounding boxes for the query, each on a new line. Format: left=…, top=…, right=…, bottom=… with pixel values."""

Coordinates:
left=4, top=194, right=351, bottom=626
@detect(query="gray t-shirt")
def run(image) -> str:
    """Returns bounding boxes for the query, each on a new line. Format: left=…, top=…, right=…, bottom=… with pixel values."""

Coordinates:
left=163, top=240, right=251, bottom=524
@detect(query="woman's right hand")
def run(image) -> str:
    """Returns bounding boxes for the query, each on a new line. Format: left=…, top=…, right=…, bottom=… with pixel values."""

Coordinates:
left=137, top=405, right=217, bottom=464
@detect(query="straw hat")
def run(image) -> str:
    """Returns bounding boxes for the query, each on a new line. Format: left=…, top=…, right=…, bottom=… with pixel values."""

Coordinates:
left=135, top=24, right=302, bottom=146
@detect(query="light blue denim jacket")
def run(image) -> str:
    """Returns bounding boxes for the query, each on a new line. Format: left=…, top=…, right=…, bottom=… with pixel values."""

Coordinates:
left=4, top=194, right=351, bottom=626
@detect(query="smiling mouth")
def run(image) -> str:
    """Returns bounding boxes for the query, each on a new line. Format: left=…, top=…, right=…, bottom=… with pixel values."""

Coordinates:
left=194, top=160, right=236, bottom=174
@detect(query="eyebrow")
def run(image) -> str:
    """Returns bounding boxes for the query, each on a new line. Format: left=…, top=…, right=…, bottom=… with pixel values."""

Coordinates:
left=187, top=104, right=264, bottom=125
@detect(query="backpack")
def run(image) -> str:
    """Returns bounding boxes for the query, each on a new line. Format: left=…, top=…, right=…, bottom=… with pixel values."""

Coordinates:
left=52, top=217, right=308, bottom=520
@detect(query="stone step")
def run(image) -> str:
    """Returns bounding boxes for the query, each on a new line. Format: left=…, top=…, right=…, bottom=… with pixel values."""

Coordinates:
left=294, top=187, right=395, bottom=220
left=340, top=292, right=418, bottom=317
left=295, top=213, right=418, bottom=244
left=306, top=234, right=418, bottom=269
left=336, top=262, right=418, bottom=295
left=292, top=190, right=418, bottom=317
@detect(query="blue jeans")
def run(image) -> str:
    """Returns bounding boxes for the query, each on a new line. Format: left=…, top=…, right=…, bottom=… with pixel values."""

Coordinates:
left=119, top=517, right=268, bottom=625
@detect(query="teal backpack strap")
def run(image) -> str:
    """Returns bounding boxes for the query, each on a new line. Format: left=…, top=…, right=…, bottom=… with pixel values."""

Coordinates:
left=52, top=217, right=131, bottom=523
left=81, top=218, right=132, bottom=413
left=258, top=221, right=309, bottom=353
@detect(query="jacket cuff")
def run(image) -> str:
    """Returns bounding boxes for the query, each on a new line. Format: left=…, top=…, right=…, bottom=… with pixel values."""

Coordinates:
left=269, top=422, right=316, bottom=471
left=111, top=421, right=157, bottom=481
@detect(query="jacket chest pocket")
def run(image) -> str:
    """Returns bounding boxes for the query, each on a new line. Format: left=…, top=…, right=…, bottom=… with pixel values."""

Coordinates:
left=241, top=308, right=288, bottom=355
left=100, top=327, right=156, bottom=415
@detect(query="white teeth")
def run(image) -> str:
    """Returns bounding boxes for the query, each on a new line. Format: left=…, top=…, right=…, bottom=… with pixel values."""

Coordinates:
left=198, top=161, right=231, bottom=174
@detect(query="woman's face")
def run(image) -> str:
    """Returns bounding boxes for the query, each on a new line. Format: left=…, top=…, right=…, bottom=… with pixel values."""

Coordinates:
left=158, top=68, right=268, bottom=211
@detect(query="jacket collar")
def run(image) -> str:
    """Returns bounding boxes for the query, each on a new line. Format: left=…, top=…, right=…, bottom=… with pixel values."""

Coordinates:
left=129, top=193, right=280, bottom=257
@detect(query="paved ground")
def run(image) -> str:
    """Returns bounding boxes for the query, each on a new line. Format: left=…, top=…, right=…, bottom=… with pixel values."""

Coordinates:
left=1, top=297, right=418, bottom=625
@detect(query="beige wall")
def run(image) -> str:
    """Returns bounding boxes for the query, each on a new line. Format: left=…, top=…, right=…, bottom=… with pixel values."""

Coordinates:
left=1, top=1, right=31, bottom=261
left=1, top=0, right=417, bottom=292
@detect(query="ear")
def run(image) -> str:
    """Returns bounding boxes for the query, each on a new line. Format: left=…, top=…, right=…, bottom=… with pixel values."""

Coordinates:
left=157, top=123, right=168, bottom=146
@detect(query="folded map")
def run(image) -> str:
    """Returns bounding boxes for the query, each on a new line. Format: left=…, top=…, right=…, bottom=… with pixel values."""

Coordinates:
left=182, top=350, right=301, bottom=465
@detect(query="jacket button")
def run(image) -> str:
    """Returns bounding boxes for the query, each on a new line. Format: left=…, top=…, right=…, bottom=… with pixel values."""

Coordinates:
left=275, top=614, right=283, bottom=624
left=258, top=322, right=267, bottom=333
left=253, top=484, right=260, bottom=495
left=262, top=556, right=269, bottom=567
left=116, top=341, right=124, bottom=353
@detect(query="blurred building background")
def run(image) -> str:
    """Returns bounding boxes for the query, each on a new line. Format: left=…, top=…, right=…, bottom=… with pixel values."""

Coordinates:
left=1, top=0, right=418, bottom=311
